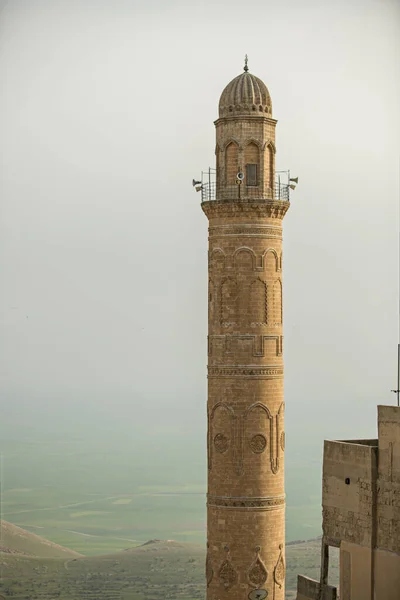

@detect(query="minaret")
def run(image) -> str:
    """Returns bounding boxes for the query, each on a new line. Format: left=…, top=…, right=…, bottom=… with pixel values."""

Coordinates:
left=202, top=59, right=290, bottom=600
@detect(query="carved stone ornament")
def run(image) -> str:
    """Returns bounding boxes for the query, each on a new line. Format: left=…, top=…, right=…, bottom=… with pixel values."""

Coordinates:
left=280, top=431, right=285, bottom=452
left=250, top=434, right=267, bottom=454
left=214, top=433, right=229, bottom=453
left=208, top=365, right=283, bottom=378
left=248, top=554, right=268, bottom=587
left=208, top=225, right=282, bottom=239
left=207, top=495, right=285, bottom=510
left=273, top=544, right=285, bottom=589
left=202, top=200, right=290, bottom=221
left=219, top=559, right=238, bottom=589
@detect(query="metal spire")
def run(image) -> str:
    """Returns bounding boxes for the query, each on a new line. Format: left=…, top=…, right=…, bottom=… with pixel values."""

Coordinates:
left=244, top=54, right=249, bottom=72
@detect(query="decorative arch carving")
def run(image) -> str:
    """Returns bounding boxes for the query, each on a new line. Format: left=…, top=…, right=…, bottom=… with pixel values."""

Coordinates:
left=243, top=137, right=262, bottom=149
left=233, top=246, right=256, bottom=271
left=249, top=277, right=268, bottom=325
left=262, top=248, right=279, bottom=272
left=222, top=137, right=241, bottom=150
left=271, top=401, right=285, bottom=473
left=273, top=279, right=283, bottom=325
left=245, top=402, right=273, bottom=420
left=262, top=140, right=276, bottom=154
left=243, top=402, right=282, bottom=475
left=266, top=142, right=275, bottom=190
left=209, top=402, right=235, bottom=424
left=210, top=248, right=226, bottom=271
left=208, top=402, right=236, bottom=471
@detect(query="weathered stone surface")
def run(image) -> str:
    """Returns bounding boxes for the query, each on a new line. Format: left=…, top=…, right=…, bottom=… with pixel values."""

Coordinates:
left=297, top=406, right=400, bottom=600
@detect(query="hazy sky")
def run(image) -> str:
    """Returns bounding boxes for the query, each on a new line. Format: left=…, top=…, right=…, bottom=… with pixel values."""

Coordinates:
left=0, top=0, right=399, bottom=441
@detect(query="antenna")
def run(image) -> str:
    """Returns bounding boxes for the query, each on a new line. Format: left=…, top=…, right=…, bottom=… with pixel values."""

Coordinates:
left=391, top=344, right=400, bottom=406
left=391, top=179, right=400, bottom=406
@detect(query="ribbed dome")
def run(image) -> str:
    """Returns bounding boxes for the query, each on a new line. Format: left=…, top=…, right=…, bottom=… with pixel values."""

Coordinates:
left=218, top=69, right=272, bottom=118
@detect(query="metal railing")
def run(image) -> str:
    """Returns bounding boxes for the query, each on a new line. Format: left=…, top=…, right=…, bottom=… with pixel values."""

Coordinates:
left=200, top=182, right=290, bottom=203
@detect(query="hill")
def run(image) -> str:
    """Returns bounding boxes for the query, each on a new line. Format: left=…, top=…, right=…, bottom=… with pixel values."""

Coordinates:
left=0, top=520, right=82, bottom=559
left=0, top=523, right=338, bottom=599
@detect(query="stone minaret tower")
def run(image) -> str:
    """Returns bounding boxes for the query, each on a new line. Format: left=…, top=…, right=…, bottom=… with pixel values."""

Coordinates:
left=202, top=59, right=290, bottom=600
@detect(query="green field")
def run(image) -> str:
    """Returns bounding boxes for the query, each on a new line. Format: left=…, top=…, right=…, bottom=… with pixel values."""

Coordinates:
left=0, top=402, right=333, bottom=598
left=0, top=403, right=323, bottom=557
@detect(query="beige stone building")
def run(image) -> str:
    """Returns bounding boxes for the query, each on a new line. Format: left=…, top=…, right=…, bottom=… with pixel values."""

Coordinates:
left=200, top=59, right=291, bottom=600
left=296, top=404, right=400, bottom=600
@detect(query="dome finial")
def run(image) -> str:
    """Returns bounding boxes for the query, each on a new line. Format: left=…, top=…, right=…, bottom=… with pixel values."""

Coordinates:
left=244, top=54, right=249, bottom=72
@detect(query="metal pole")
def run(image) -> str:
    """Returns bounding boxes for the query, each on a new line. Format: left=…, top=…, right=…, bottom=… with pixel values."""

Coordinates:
left=397, top=343, right=400, bottom=407
left=209, top=167, right=211, bottom=201
left=391, top=343, right=400, bottom=405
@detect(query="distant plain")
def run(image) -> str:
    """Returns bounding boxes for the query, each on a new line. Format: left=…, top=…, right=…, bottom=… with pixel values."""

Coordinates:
left=0, top=399, right=323, bottom=556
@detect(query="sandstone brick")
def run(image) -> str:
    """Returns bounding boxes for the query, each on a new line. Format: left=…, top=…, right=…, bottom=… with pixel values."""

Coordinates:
left=201, top=65, right=289, bottom=600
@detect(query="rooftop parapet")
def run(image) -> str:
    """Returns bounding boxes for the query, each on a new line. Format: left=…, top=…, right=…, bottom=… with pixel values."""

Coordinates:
left=296, top=575, right=337, bottom=600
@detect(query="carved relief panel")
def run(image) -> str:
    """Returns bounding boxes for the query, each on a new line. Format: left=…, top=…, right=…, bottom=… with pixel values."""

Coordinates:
left=249, top=278, right=268, bottom=326
left=208, top=401, right=284, bottom=477
left=273, top=279, right=282, bottom=325
left=273, top=544, right=285, bottom=590
left=248, top=546, right=268, bottom=587
left=208, top=403, right=236, bottom=473
left=234, top=247, right=255, bottom=272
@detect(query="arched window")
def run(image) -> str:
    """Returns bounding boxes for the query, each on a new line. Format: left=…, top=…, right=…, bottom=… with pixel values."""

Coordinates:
left=244, top=142, right=259, bottom=186
left=267, top=144, right=274, bottom=190
left=225, top=142, right=239, bottom=185
left=216, top=146, right=220, bottom=187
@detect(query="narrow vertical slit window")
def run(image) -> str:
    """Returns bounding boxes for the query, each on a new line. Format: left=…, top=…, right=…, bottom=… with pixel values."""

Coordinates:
left=246, top=164, right=258, bottom=186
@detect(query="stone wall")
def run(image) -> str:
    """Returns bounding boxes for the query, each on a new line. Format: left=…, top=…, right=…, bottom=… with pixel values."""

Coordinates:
left=322, top=439, right=378, bottom=547
left=295, top=405, right=400, bottom=600
left=374, top=405, right=400, bottom=598
left=295, top=575, right=337, bottom=600
left=376, top=405, right=400, bottom=554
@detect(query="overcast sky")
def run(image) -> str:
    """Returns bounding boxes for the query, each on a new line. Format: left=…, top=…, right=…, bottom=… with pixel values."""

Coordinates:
left=0, top=0, right=399, bottom=440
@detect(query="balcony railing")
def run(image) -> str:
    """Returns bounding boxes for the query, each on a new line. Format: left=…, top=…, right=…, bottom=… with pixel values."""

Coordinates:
left=200, top=182, right=290, bottom=203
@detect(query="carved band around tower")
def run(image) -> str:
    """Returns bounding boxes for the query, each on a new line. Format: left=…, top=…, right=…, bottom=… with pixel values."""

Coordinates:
left=207, top=495, right=285, bottom=510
